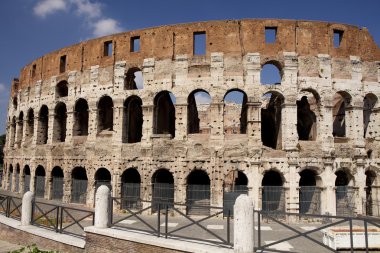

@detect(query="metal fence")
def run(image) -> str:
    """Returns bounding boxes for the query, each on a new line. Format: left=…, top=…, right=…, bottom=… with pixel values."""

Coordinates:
left=52, top=177, right=64, bottom=200
left=121, top=183, right=141, bottom=210
left=223, top=185, right=248, bottom=216
left=152, top=183, right=174, bottom=213
left=299, top=186, right=321, bottom=215
left=186, top=184, right=210, bottom=215
left=71, top=179, right=88, bottom=204
left=111, top=197, right=233, bottom=247
left=0, top=194, right=22, bottom=219
left=31, top=200, right=94, bottom=238
left=35, top=176, right=45, bottom=198
left=262, top=186, right=285, bottom=212
left=336, top=186, right=355, bottom=216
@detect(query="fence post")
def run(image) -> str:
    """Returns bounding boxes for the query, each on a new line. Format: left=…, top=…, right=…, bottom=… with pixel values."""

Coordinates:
left=21, top=191, right=34, bottom=226
left=234, top=194, right=254, bottom=253
left=94, top=185, right=111, bottom=228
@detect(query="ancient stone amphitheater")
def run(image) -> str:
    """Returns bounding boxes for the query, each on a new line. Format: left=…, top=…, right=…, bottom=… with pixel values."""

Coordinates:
left=3, top=19, right=380, bottom=217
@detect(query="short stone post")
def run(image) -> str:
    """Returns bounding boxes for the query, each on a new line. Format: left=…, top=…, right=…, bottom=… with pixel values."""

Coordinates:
left=21, top=191, right=34, bottom=226
left=234, top=194, right=254, bottom=253
left=94, top=185, right=111, bottom=228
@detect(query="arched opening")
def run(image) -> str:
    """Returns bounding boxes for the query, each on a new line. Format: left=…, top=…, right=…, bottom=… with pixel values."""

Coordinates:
left=53, top=102, right=67, bottom=142
left=297, top=91, right=319, bottom=141
left=124, top=67, right=143, bottom=90
left=10, top=117, right=16, bottom=147
left=56, top=80, right=68, bottom=98
left=261, top=92, right=284, bottom=149
left=262, top=170, right=285, bottom=212
left=122, top=96, right=143, bottom=143
left=51, top=166, right=64, bottom=200
left=261, top=62, right=282, bottom=85
left=186, top=170, right=210, bottom=215
left=223, top=171, right=248, bottom=216
left=365, top=170, right=378, bottom=216
left=152, top=169, right=174, bottom=212
left=121, top=168, right=141, bottom=209
left=333, top=92, right=351, bottom=138
left=8, top=164, right=13, bottom=191
left=23, top=165, right=31, bottom=193
left=35, top=165, right=46, bottom=198
left=299, top=169, right=321, bottom=214
left=363, top=94, right=378, bottom=138
left=26, top=109, right=34, bottom=141
left=16, top=112, right=24, bottom=145
left=95, top=168, right=112, bottom=191
left=71, top=167, right=88, bottom=204
left=97, top=96, right=113, bottom=132
left=153, top=91, right=175, bottom=138
left=37, top=105, right=49, bottom=145
left=335, top=170, right=355, bottom=216
left=73, top=98, right=89, bottom=136
left=187, top=90, right=211, bottom=134
left=15, top=164, right=20, bottom=192
left=223, top=90, right=247, bottom=134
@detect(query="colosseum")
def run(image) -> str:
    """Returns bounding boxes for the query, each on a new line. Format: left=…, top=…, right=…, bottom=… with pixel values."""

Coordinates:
left=2, top=19, right=380, bottom=217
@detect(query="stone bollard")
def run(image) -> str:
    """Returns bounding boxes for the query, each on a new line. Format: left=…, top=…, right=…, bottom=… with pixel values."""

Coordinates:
left=21, top=191, right=34, bottom=226
left=94, top=185, right=111, bottom=228
left=234, top=194, right=254, bottom=253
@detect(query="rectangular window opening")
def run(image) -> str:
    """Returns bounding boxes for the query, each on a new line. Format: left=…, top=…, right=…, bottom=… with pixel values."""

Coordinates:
left=104, top=41, right=113, bottom=56
left=265, top=27, right=277, bottom=44
left=193, top=31, right=206, bottom=55
left=333, top=30, right=344, bottom=48
left=60, top=55, right=67, bottom=73
left=31, top=64, right=36, bottom=77
left=130, top=36, right=140, bottom=52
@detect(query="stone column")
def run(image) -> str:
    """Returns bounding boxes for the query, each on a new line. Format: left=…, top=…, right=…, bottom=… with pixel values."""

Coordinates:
left=247, top=101, right=262, bottom=147
left=94, top=185, right=111, bottom=228
left=21, top=118, right=27, bottom=147
left=174, top=103, right=187, bottom=141
left=141, top=104, right=154, bottom=142
left=30, top=170, right=36, bottom=193
left=87, top=178, right=96, bottom=207
left=63, top=170, right=71, bottom=204
left=354, top=163, right=366, bottom=215
left=47, top=109, right=55, bottom=145
left=114, top=61, right=126, bottom=91
left=112, top=98, right=124, bottom=144
left=287, top=163, right=300, bottom=215
left=87, top=103, right=98, bottom=141
left=64, top=110, right=74, bottom=143
left=46, top=172, right=52, bottom=200
left=320, top=161, right=336, bottom=215
left=21, top=191, right=34, bottom=226
left=209, top=102, right=224, bottom=139
left=234, top=195, right=254, bottom=253
left=281, top=103, right=298, bottom=151
left=251, top=163, right=261, bottom=209
left=11, top=170, right=16, bottom=192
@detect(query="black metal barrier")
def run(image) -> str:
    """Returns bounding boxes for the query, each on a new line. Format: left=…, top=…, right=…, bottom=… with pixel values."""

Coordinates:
left=0, top=193, right=22, bottom=219
left=31, top=200, right=94, bottom=238
left=111, top=197, right=233, bottom=247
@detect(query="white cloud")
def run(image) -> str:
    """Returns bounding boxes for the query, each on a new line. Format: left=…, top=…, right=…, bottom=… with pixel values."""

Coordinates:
left=33, top=0, right=67, bottom=18
left=195, top=92, right=211, bottom=104
left=92, top=18, right=122, bottom=37
left=0, top=83, right=6, bottom=93
left=71, top=0, right=101, bottom=19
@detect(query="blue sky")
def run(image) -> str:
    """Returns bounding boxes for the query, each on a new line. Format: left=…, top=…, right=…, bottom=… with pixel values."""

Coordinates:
left=0, top=0, right=379, bottom=135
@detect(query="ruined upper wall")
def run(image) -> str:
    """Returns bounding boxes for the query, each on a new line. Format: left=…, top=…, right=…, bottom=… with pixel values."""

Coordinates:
left=14, top=19, right=380, bottom=95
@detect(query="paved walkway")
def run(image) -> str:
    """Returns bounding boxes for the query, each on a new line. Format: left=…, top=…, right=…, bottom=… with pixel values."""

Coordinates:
left=0, top=240, right=22, bottom=253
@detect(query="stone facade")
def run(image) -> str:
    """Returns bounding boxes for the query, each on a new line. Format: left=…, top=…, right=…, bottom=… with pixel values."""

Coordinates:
left=3, top=19, right=380, bottom=216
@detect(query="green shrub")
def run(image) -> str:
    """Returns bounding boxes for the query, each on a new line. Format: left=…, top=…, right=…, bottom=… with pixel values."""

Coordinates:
left=9, top=244, right=59, bottom=253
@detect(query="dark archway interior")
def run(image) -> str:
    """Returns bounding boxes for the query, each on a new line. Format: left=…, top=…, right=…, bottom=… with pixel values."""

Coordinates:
left=235, top=171, right=248, bottom=185
left=38, top=105, right=49, bottom=144
left=333, top=92, right=350, bottom=137
left=98, top=96, right=113, bottom=132
left=23, top=166, right=30, bottom=176
left=54, top=103, right=67, bottom=142
left=56, top=81, right=68, bottom=97
left=123, top=96, right=143, bottom=143
left=363, top=94, right=377, bottom=138
left=261, top=93, right=283, bottom=149
left=122, top=168, right=141, bottom=183
left=152, top=169, right=174, bottom=184
left=187, top=92, right=200, bottom=134
left=297, top=96, right=317, bottom=140
left=95, top=168, right=111, bottom=181
left=262, top=170, right=283, bottom=186
left=335, top=170, right=349, bottom=186
left=35, top=166, right=45, bottom=176
left=17, top=112, right=24, bottom=143
left=74, top=99, right=89, bottom=136
left=27, top=109, right=34, bottom=139
left=299, top=169, right=316, bottom=186
left=154, top=91, right=175, bottom=137
left=223, top=90, right=248, bottom=134
left=52, top=167, right=64, bottom=177
left=187, top=170, right=210, bottom=185
left=124, top=67, right=142, bottom=90
left=72, top=167, right=87, bottom=180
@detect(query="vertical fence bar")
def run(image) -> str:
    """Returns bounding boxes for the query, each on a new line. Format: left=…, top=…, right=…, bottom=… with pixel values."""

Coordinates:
left=165, top=204, right=168, bottom=239
left=6, top=196, right=10, bottom=217
left=258, top=212, right=261, bottom=248
left=31, top=200, right=35, bottom=224
left=349, top=219, right=354, bottom=253
left=227, top=209, right=231, bottom=244
left=60, top=206, right=64, bottom=233
left=157, top=203, right=161, bottom=237
left=364, top=220, right=369, bottom=253
left=55, top=206, right=59, bottom=232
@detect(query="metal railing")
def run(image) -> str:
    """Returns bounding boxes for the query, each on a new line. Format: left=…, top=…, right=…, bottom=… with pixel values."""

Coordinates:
left=0, top=194, right=22, bottom=219
left=255, top=210, right=380, bottom=253
left=111, top=197, right=233, bottom=247
left=31, top=200, right=94, bottom=238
